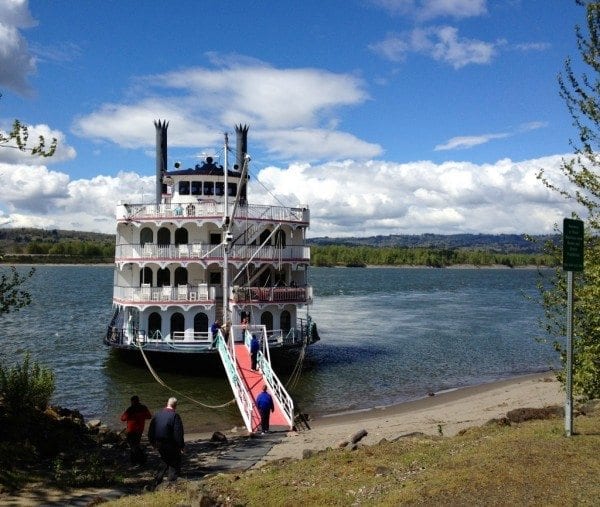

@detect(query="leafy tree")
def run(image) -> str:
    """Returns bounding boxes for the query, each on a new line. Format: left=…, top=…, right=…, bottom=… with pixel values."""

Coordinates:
left=0, top=352, right=55, bottom=412
left=0, top=266, right=35, bottom=315
left=536, top=0, right=600, bottom=398
left=0, top=118, right=57, bottom=158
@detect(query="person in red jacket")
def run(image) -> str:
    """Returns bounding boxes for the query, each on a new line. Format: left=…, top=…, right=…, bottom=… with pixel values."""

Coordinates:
left=121, top=395, right=152, bottom=464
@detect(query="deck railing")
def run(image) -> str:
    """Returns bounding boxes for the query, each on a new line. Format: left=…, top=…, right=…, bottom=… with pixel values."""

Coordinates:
left=115, top=243, right=310, bottom=263
left=117, top=202, right=309, bottom=224
left=233, top=286, right=312, bottom=304
left=112, top=284, right=214, bottom=304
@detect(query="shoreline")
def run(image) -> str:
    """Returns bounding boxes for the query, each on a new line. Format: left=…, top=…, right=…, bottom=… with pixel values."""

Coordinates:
left=255, top=371, right=564, bottom=464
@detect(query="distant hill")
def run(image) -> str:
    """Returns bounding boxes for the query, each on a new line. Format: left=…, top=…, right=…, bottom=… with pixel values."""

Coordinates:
left=0, top=227, right=557, bottom=255
left=0, top=227, right=114, bottom=252
left=307, top=233, right=557, bottom=254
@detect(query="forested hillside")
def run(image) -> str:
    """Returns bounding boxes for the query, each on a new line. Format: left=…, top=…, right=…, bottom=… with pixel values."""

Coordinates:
left=0, top=227, right=559, bottom=266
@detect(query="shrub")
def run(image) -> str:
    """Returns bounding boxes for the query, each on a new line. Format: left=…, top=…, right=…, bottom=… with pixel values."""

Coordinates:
left=0, top=353, right=55, bottom=412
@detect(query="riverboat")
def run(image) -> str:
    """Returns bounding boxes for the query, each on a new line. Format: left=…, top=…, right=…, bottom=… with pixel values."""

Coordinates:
left=104, top=121, right=319, bottom=374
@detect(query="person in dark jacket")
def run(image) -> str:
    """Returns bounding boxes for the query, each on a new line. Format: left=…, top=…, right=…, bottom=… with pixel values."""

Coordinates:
left=120, top=395, right=152, bottom=464
left=250, top=334, right=260, bottom=371
left=148, top=397, right=185, bottom=482
left=256, top=385, right=274, bottom=434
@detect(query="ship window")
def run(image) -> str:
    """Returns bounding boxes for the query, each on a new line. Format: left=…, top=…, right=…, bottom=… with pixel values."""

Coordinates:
left=203, top=181, right=214, bottom=195
left=174, top=228, right=188, bottom=245
left=179, top=181, right=190, bottom=195
left=157, top=228, right=170, bottom=245
left=148, top=312, right=162, bottom=339
left=259, top=230, right=272, bottom=246
left=260, top=311, right=273, bottom=330
left=194, top=312, right=208, bottom=334
left=209, top=272, right=221, bottom=284
left=140, top=228, right=153, bottom=245
left=170, top=313, right=185, bottom=340
left=157, top=268, right=170, bottom=287
left=281, top=310, right=291, bottom=332
left=174, top=267, right=188, bottom=285
left=228, top=183, right=237, bottom=197
left=140, top=267, right=152, bottom=286
left=191, top=181, right=202, bottom=195
left=215, top=182, right=225, bottom=196
left=210, top=233, right=221, bottom=245
left=274, top=230, right=286, bottom=249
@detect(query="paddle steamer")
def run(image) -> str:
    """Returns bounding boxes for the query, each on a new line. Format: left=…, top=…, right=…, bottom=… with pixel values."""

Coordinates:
left=105, top=121, right=319, bottom=372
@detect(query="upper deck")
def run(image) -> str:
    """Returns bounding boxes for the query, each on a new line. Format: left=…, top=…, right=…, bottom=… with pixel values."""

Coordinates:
left=117, top=202, right=310, bottom=226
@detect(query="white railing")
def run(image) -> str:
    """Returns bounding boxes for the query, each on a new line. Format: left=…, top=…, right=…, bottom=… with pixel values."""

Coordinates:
left=215, top=332, right=255, bottom=432
left=117, top=202, right=309, bottom=224
left=115, top=243, right=310, bottom=263
left=232, top=285, right=312, bottom=304
left=240, top=325, right=294, bottom=429
left=113, top=284, right=214, bottom=303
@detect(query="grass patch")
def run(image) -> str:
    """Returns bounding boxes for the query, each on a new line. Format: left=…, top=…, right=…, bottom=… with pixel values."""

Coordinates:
left=106, top=406, right=600, bottom=506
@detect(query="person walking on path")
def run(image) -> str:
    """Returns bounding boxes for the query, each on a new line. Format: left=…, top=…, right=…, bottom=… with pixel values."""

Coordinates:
left=256, top=385, right=274, bottom=434
left=148, top=397, right=185, bottom=483
left=250, top=334, right=260, bottom=371
left=120, top=395, right=152, bottom=465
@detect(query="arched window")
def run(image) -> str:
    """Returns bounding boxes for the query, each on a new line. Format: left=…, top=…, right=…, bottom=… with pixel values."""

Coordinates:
left=194, top=313, right=209, bottom=335
left=148, top=312, right=162, bottom=339
left=260, top=311, right=273, bottom=330
left=174, top=227, right=188, bottom=245
left=280, top=310, right=291, bottom=333
left=140, top=267, right=152, bottom=286
left=140, top=227, right=153, bottom=245
left=174, top=267, right=188, bottom=286
left=157, top=267, right=171, bottom=287
left=259, top=229, right=272, bottom=246
left=170, top=312, right=185, bottom=340
left=157, top=227, right=170, bottom=245
left=274, top=230, right=286, bottom=249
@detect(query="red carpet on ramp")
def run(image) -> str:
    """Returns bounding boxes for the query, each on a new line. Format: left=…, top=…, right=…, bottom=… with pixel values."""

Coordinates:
left=234, top=343, right=290, bottom=432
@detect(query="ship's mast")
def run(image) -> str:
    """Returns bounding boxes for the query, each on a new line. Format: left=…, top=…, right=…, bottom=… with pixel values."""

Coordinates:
left=222, top=132, right=230, bottom=327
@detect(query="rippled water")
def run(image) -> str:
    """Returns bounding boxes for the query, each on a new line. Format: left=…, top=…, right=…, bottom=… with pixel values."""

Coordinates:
left=0, top=265, right=558, bottom=432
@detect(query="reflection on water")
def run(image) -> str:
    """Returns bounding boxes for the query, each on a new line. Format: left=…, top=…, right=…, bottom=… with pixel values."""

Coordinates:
left=0, top=265, right=559, bottom=430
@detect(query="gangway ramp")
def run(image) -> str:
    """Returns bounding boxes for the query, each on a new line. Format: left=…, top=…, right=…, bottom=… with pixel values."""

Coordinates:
left=234, top=343, right=291, bottom=432
left=215, top=327, right=295, bottom=433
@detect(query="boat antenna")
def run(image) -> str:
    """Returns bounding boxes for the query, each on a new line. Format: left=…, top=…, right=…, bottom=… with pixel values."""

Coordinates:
left=222, top=131, right=230, bottom=328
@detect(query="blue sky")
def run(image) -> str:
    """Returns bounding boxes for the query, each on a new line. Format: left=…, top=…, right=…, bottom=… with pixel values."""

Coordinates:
left=0, top=0, right=589, bottom=236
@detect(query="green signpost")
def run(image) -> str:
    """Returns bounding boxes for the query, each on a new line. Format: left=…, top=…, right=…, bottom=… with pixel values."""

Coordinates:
left=562, top=217, right=584, bottom=437
left=563, top=218, right=584, bottom=272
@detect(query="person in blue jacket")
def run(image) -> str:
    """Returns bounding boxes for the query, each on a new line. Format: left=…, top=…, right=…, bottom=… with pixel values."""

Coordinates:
left=256, top=385, right=274, bottom=434
left=250, top=334, right=260, bottom=371
left=148, top=397, right=185, bottom=483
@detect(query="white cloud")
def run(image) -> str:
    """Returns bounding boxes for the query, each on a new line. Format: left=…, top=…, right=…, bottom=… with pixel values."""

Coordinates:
left=372, top=0, right=487, bottom=20
left=435, top=132, right=509, bottom=151
left=0, top=154, right=578, bottom=237
left=0, top=0, right=37, bottom=94
left=371, top=26, right=497, bottom=68
left=72, top=61, right=373, bottom=161
left=435, top=121, right=548, bottom=151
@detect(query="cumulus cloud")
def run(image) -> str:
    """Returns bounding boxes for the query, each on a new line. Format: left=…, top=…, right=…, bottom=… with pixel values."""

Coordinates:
left=72, top=60, right=376, bottom=161
left=0, top=0, right=37, bottom=94
left=370, top=26, right=497, bottom=68
left=0, top=154, right=576, bottom=237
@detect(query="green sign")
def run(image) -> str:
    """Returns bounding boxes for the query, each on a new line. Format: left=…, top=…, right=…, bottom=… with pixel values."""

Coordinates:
left=563, top=218, right=584, bottom=272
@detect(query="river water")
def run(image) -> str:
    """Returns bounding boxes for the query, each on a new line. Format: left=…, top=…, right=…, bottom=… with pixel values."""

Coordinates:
left=0, top=265, right=559, bottom=432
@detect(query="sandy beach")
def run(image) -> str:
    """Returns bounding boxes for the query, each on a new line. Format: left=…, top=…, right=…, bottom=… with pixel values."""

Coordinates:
left=257, top=372, right=564, bottom=464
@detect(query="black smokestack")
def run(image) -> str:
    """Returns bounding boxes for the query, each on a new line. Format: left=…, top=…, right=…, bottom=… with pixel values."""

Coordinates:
left=154, top=120, right=169, bottom=204
left=235, top=124, right=249, bottom=171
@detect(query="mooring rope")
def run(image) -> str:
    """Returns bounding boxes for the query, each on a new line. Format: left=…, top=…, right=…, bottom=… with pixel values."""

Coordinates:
left=136, top=341, right=235, bottom=409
